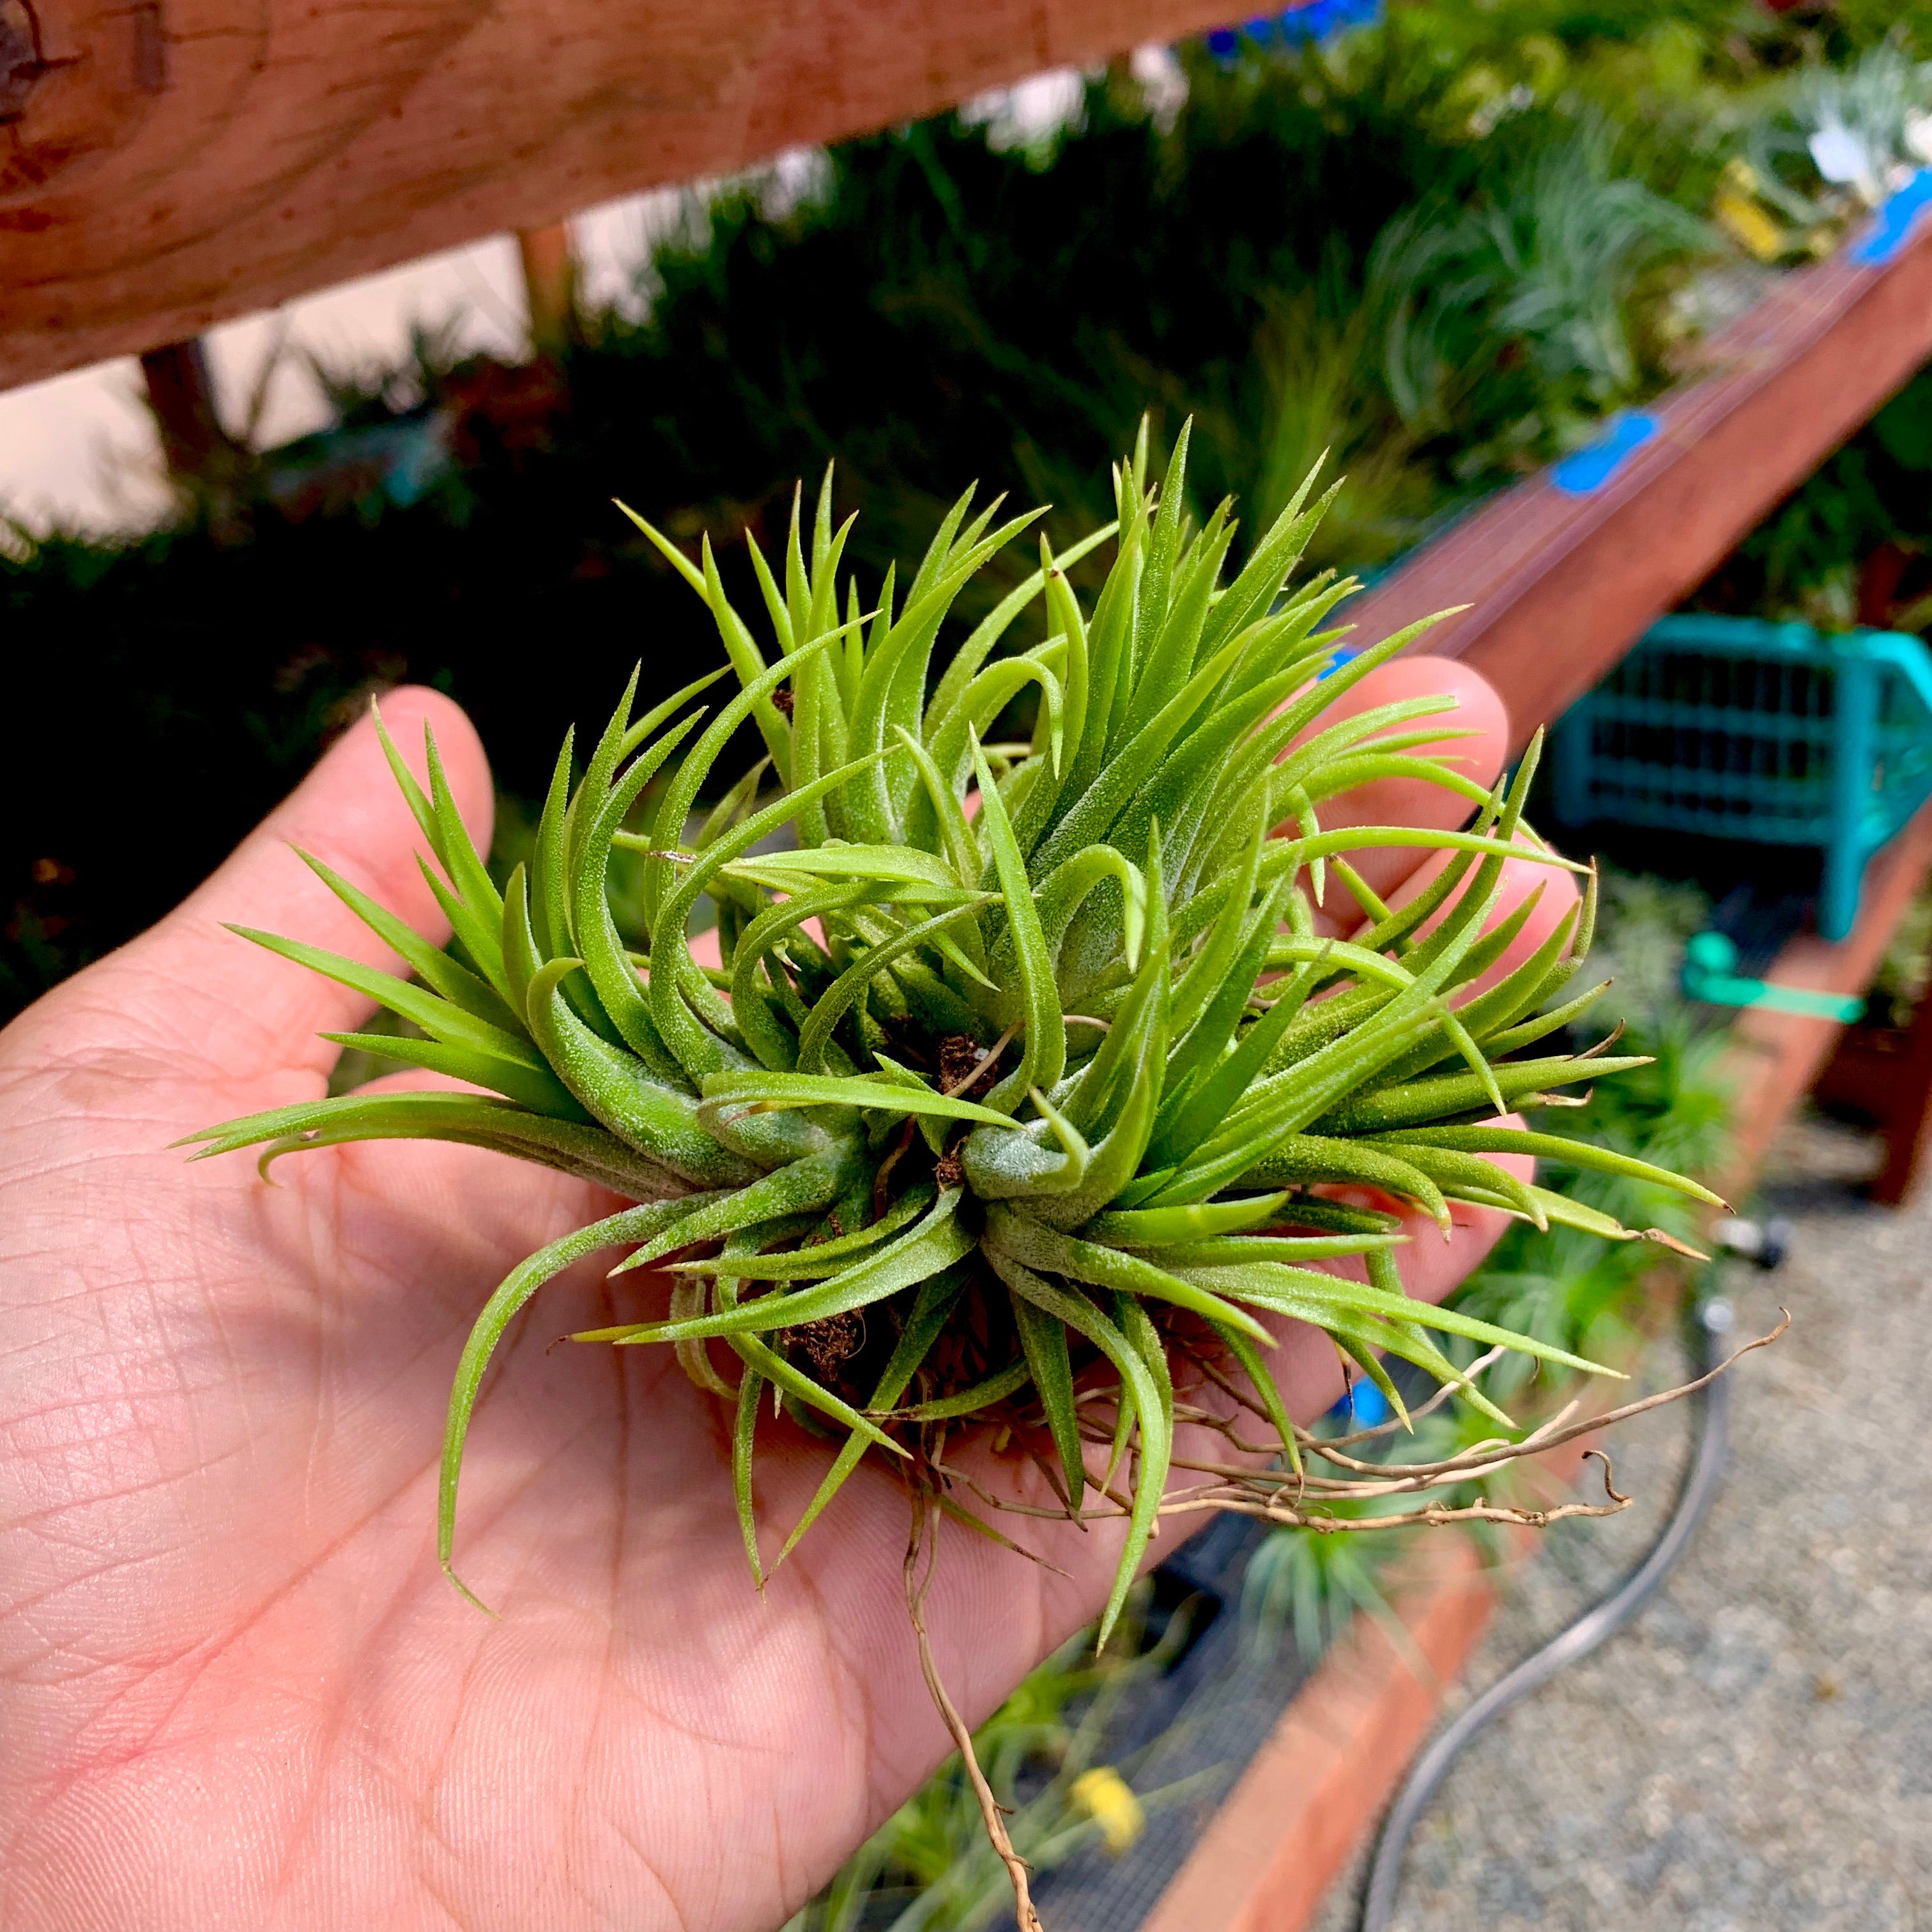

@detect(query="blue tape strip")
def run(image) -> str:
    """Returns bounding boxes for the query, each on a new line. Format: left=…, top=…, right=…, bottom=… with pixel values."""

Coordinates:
left=1207, top=0, right=1382, bottom=57
left=1850, top=169, right=1932, bottom=267
left=1549, top=413, right=1659, bottom=497
left=1326, top=1378, right=1390, bottom=1427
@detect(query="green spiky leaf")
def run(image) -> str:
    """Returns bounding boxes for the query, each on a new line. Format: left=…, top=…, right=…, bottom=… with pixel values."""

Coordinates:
left=192, top=436, right=1702, bottom=1644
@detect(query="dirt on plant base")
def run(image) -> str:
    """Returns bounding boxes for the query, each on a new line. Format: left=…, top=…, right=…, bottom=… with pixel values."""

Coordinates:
left=1314, top=1113, right=1932, bottom=1932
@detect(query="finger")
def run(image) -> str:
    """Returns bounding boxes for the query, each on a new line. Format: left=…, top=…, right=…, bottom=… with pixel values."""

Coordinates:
left=1365, top=832, right=1583, bottom=1006
left=1287, top=655, right=1510, bottom=935
left=63, top=688, right=493, bottom=1089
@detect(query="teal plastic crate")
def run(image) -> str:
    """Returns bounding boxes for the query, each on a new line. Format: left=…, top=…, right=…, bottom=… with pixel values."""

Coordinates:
left=1554, top=615, right=1932, bottom=940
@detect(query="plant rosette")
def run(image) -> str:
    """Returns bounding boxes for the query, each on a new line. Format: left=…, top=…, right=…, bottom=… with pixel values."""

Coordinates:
left=187, top=429, right=1724, bottom=1925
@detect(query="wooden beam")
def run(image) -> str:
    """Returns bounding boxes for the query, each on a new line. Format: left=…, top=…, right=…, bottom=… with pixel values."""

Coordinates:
left=1362, top=211, right=1932, bottom=751
left=0, top=0, right=1231, bottom=392
left=139, top=337, right=226, bottom=477
left=517, top=224, right=578, bottom=358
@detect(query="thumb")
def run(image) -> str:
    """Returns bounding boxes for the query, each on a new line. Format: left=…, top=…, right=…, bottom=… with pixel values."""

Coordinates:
left=13, top=688, right=493, bottom=1098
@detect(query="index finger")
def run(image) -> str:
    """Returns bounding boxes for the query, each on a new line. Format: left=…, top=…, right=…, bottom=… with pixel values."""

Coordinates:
left=1284, top=655, right=1510, bottom=937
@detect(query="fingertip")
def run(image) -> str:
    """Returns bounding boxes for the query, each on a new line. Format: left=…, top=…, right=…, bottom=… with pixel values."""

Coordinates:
left=1297, top=653, right=1510, bottom=776
left=1360, top=831, right=1582, bottom=1003
left=1356, top=655, right=1510, bottom=756
left=1460, top=848, right=1583, bottom=1003
left=1296, top=656, right=1512, bottom=924
left=103, top=687, right=495, bottom=1090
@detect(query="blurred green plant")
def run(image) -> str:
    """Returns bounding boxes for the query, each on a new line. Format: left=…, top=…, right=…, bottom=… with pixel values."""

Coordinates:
left=16, top=0, right=1929, bottom=1025
left=1369, top=116, right=1713, bottom=466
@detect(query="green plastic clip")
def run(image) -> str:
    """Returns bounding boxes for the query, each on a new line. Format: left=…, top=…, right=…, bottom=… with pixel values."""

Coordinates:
left=1680, top=932, right=1864, bottom=1023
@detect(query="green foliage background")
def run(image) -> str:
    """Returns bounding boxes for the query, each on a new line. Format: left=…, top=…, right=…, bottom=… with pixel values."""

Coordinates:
left=17, top=0, right=1932, bottom=1016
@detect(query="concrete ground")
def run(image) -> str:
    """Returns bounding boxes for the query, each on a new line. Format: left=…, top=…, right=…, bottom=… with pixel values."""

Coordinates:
left=1313, top=1113, right=1932, bottom=1932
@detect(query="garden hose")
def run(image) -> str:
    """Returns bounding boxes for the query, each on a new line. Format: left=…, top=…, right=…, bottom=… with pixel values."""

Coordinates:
left=1355, top=1292, right=1739, bottom=1932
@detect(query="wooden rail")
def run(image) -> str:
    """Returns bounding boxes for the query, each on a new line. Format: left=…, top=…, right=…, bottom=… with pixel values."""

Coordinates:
left=0, top=0, right=1232, bottom=391
left=1367, top=202, right=1932, bottom=749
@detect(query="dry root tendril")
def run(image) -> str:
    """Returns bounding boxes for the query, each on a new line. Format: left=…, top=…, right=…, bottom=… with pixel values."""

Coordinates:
left=905, top=1489, right=1046, bottom=1932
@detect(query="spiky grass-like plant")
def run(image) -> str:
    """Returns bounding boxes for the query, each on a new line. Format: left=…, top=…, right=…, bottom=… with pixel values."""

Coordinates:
left=187, top=431, right=1716, bottom=1808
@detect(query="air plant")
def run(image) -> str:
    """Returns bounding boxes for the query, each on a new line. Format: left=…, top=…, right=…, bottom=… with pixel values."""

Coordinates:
left=185, top=431, right=1724, bottom=1924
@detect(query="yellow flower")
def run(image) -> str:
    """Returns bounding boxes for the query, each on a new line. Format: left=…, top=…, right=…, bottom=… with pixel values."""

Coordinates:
left=1071, top=1767, right=1145, bottom=1855
left=1714, top=186, right=1787, bottom=263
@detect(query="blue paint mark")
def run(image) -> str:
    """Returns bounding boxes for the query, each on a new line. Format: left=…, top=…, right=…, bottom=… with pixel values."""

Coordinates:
left=1206, top=0, right=1383, bottom=60
left=1279, top=0, right=1383, bottom=40
left=1326, top=1378, right=1390, bottom=1427
left=1550, top=413, right=1659, bottom=497
left=1850, top=169, right=1932, bottom=267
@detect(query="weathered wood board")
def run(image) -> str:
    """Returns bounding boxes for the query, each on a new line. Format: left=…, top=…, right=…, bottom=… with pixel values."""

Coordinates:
left=0, top=0, right=1227, bottom=389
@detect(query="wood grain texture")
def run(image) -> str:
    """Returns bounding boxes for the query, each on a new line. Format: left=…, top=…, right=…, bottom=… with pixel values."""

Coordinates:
left=1361, top=210, right=1932, bottom=751
left=0, top=0, right=1230, bottom=388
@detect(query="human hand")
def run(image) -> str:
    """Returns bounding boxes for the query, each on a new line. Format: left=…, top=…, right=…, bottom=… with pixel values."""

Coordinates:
left=0, top=663, right=1563, bottom=1932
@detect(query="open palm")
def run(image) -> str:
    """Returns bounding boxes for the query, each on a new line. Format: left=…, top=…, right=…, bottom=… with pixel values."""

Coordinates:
left=1, top=668, right=1554, bottom=1932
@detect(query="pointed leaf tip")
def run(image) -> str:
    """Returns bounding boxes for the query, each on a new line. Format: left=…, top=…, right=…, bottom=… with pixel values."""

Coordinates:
left=441, top=1560, right=500, bottom=1618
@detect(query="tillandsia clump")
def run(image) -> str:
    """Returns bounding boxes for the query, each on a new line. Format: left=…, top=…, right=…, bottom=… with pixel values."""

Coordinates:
left=187, top=427, right=1729, bottom=1917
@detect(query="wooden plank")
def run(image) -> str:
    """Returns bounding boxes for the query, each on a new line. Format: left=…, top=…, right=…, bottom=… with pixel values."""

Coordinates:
left=518, top=224, right=578, bottom=357
left=1144, top=802, right=1932, bottom=1931
left=1365, top=213, right=1932, bottom=751
left=0, top=0, right=1231, bottom=392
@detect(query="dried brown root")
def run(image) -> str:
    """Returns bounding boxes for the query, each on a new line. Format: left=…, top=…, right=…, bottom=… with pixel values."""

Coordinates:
left=904, top=1487, right=1044, bottom=1932
left=931, top=1315, right=1785, bottom=1533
